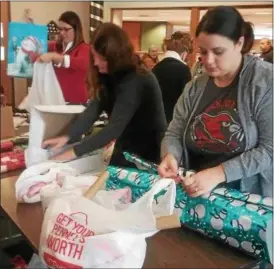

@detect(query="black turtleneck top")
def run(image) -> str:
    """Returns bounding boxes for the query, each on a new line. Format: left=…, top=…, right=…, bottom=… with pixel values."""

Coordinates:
left=67, top=67, right=167, bottom=166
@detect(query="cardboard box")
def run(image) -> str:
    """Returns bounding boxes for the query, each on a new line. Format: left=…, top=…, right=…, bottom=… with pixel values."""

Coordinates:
left=14, top=78, right=28, bottom=108
left=63, top=153, right=105, bottom=175
left=25, top=105, right=106, bottom=175
left=26, top=105, right=85, bottom=166
left=28, top=105, right=85, bottom=148
left=1, top=106, right=16, bottom=139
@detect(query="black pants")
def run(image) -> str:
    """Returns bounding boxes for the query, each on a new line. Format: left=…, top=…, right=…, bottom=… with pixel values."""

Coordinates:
left=109, top=143, right=160, bottom=169
left=0, top=249, right=13, bottom=269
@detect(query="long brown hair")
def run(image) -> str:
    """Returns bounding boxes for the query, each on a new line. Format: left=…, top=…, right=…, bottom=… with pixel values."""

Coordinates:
left=163, top=31, right=193, bottom=55
left=90, top=23, right=141, bottom=98
left=56, top=11, right=85, bottom=53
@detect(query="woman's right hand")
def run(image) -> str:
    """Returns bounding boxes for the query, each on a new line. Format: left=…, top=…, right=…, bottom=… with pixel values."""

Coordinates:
left=42, top=135, right=69, bottom=150
left=158, top=153, right=179, bottom=179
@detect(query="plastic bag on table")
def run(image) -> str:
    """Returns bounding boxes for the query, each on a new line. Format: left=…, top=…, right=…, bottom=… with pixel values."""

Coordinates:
left=27, top=254, right=48, bottom=269
left=39, top=178, right=177, bottom=268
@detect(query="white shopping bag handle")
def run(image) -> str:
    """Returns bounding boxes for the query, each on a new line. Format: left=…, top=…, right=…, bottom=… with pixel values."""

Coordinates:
left=145, top=178, right=175, bottom=206
left=142, top=178, right=181, bottom=230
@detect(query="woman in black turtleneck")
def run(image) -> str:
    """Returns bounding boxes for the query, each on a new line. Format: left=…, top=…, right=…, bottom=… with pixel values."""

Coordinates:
left=42, top=23, right=167, bottom=167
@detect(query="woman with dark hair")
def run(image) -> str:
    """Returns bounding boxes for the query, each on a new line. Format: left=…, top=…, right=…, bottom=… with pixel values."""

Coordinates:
left=37, top=11, right=89, bottom=104
left=42, top=23, right=167, bottom=167
left=159, top=6, right=273, bottom=197
left=152, top=31, right=192, bottom=124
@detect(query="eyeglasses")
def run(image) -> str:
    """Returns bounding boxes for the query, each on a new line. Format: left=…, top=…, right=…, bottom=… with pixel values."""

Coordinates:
left=58, top=27, right=73, bottom=32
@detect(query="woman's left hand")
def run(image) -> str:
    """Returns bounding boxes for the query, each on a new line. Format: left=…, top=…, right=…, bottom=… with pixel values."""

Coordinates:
left=37, top=52, right=54, bottom=63
left=182, top=165, right=226, bottom=198
left=51, top=148, right=76, bottom=162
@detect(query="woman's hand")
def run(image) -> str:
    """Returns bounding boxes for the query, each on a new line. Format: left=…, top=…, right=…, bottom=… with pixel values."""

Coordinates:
left=37, top=52, right=63, bottom=64
left=37, top=52, right=54, bottom=63
left=51, top=148, right=76, bottom=162
left=182, top=165, right=226, bottom=197
left=158, top=153, right=179, bottom=180
left=42, top=135, right=69, bottom=150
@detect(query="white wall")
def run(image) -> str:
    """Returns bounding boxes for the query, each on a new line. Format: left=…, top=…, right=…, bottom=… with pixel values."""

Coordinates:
left=103, top=1, right=271, bottom=22
left=10, top=1, right=90, bottom=42
left=112, top=10, right=123, bottom=27
left=10, top=1, right=90, bottom=107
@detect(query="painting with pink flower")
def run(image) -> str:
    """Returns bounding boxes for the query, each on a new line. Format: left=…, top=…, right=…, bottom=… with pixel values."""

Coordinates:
left=7, top=22, right=48, bottom=78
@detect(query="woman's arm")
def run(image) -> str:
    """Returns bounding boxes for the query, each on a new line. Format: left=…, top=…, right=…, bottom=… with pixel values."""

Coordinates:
left=222, top=86, right=273, bottom=182
left=68, top=43, right=90, bottom=72
left=43, top=43, right=89, bottom=72
left=67, top=98, right=103, bottom=143
left=161, top=81, right=193, bottom=162
left=72, top=79, right=143, bottom=157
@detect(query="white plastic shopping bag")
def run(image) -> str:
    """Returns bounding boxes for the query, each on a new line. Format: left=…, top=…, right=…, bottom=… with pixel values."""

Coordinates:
left=15, top=161, right=104, bottom=204
left=39, top=178, right=177, bottom=268
left=15, top=162, right=80, bottom=203
left=27, top=254, right=48, bottom=269
left=92, top=187, right=132, bottom=211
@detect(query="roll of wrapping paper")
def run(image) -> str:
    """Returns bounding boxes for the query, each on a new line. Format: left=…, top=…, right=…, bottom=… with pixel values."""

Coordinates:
left=123, top=152, right=158, bottom=174
left=123, top=152, right=196, bottom=178
left=84, top=171, right=109, bottom=200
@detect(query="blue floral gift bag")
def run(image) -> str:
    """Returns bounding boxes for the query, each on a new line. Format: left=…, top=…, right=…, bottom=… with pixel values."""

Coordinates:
left=105, top=153, right=273, bottom=263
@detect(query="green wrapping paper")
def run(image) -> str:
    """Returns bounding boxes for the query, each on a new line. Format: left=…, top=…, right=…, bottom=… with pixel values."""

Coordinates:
left=176, top=186, right=272, bottom=262
left=105, top=153, right=273, bottom=263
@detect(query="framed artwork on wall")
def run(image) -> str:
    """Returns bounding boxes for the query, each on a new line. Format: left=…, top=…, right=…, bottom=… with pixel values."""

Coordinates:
left=7, top=22, right=48, bottom=78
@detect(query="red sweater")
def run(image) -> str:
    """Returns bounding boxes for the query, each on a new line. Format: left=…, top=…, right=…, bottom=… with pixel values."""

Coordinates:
left=48, top=41, right=89, bottom=104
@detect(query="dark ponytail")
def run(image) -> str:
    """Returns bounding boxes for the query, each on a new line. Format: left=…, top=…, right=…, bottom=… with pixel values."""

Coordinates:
left=242, top=21, right=254, bottom=54
left=196, top=6, right=255, bottom=54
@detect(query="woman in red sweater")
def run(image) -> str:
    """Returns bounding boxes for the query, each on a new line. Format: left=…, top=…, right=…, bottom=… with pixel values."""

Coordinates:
left=37, top=11, right=89, bottom=104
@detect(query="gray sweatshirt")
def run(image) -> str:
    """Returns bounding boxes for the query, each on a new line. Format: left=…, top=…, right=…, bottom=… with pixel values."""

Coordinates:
left=161, top=55, right=273, bottom=197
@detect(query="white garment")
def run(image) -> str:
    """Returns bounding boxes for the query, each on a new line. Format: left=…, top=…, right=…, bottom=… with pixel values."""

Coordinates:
left=18, top=62, right=66, bottom=112
left=64, top=41, right=73, bottom=53
left=15, top=162, right=80, bottom=203
left=162, top=50, right=187, bottom=65
left=15, top=161, right=102, bottom=203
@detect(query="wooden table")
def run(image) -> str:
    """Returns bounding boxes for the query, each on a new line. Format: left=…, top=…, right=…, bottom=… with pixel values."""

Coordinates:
left=1, top=176, right=256, bottom=268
